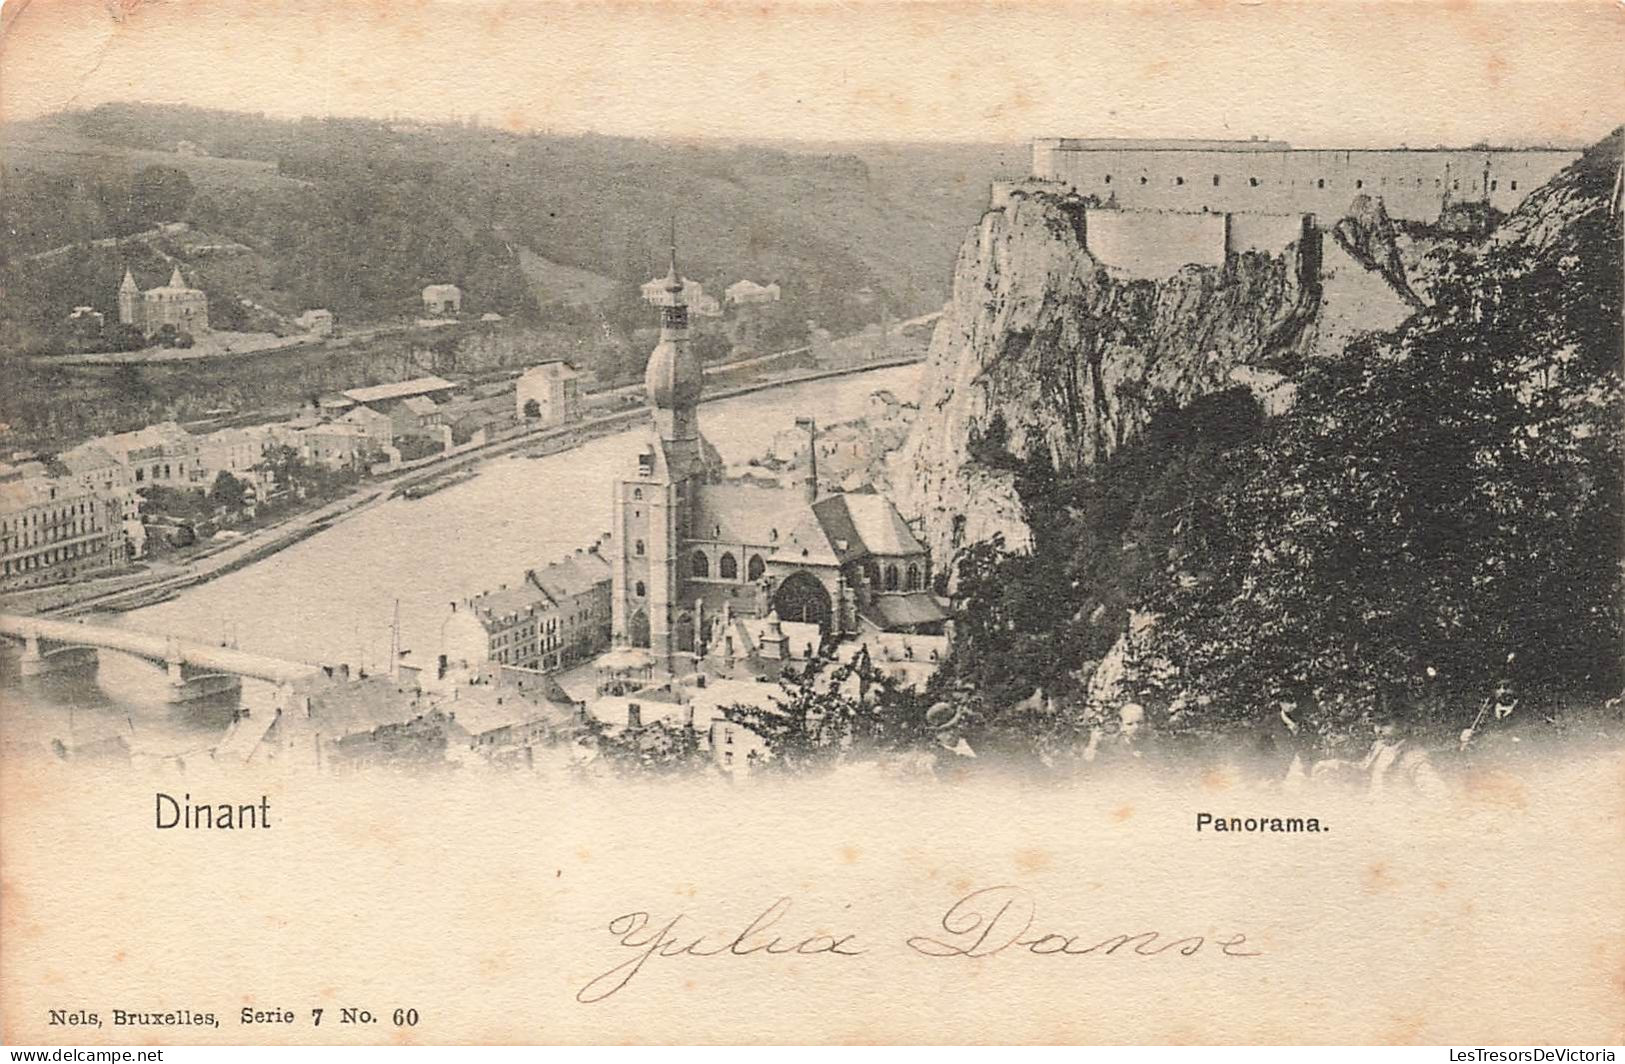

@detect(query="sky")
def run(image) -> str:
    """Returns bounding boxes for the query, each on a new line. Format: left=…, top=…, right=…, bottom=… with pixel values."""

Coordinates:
left=1, top=0, right=1622, bottom=147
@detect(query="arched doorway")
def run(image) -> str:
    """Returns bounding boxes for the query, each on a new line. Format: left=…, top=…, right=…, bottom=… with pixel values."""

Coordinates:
left=772, top=570, right=833, bottom=636
left=628, top=609, right=650, bottom=649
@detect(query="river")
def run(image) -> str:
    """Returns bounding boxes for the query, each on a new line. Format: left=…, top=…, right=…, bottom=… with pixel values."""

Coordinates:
left=0, top=364, right=923, bottom=757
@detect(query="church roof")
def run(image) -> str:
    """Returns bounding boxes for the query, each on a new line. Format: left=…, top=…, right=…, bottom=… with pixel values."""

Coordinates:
left=688, top=483, right=924, bottom=569
left=860, top=592, right=949, bottom=630
left=693, top=480, right=820, bottom=549
left=812, top=492, right=924, bottom=558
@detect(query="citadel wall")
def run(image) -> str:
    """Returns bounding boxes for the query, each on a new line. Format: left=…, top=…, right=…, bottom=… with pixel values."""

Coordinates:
left=983, top=188, right=1311, bottom=279
left=1082, top=209, right=1227, bottom=277
left=1031, top=139, right=1578, bottom=221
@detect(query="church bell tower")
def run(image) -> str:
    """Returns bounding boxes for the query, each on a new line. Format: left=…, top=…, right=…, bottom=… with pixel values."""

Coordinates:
left=610, top=230, right=705, bottom=670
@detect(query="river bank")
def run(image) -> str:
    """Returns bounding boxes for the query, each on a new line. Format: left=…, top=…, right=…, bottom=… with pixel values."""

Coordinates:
left=6, top=352, right=930, bottom=619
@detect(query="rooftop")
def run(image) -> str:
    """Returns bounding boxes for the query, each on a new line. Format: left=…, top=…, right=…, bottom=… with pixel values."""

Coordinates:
left=521, top=360, right=581, bottom=381
left=59, top=445, right=118, bottom=474
left=341, top=376, right=456, bottom=405
left=469, top=581, right=554, bottom=626
left=530, top=548, right=611, bottom=601
left=860, top=592, right=949, bottom=630
left=812, top=491, right=925, bottom=559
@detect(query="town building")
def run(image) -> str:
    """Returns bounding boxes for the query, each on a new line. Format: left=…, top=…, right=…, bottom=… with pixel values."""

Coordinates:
left=338, top=406, right=394, bottom=451
left=528, top=543, right=613, bottom=669
left=338, top=377, right=456, bottom=438
left=442, top=539, right=614, bottom=674
left=610, top=243, right=944, bottom=672
left=117, top=267, right=210, bottom=338
left=194, top=426, right=276, bottom=489
left=95, top=421, right=200, bottom=493
left=437, top=666, right=586, bottom=757
left=58, top=445, right=134, bottom=520
left=725, top=279, right=782, bottom=305
left=0, top=466, right=127, bottom=590
left=421, top=284, right=462, bottom=315
left=445, top=580, right=554, bottom=671
left=285, top=421, right=372, bottom=469
left=641, top=274, right=707, bottom=307
left=515, top=360, right=584, bottom=427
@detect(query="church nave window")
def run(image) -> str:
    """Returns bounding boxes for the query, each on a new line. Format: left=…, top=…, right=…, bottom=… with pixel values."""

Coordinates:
left=691, top=550, right=710, bottom=578
left=719, top=553, right=738, bottom=580
left=747, top=554, right=765, bottom=581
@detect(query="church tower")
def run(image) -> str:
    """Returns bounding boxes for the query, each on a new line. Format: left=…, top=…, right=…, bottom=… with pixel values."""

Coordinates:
left=610, top=234, right=705, bottom=669
left=117, top=269, right=140, bottom=327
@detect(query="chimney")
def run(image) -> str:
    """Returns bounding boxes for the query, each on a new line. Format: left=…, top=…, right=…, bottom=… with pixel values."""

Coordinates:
left=796, top=417, right=818, bottom=503
left=627, top=703, right=643, bottom=730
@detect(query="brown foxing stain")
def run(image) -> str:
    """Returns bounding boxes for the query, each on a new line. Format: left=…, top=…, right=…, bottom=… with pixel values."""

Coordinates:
left=839, top=845, right=861, bottom=864
left=1383, top=1012, right=1429, bottom=1044
left=1111, top=803, right=1135, bottom=821
left=950, top=876, right=973, bottom=895
left=1014, top=848, right=1051, bottom=874
left=112, top=950, right=126, bottom=963
left=1363, top=861, right=1396, bottom=893
left=1433, top=879, right=1451, bottom=893
left=1202, top=768, right=1233, bottom=792
left=1464, top=770, right=1528, bottom=811
left=576, top=846, right=592, bottom=862
left=1, top=879, right=41, bottom=939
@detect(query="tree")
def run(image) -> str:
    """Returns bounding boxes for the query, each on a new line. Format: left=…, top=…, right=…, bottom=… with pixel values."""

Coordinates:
left=131, top=165, right=195, bottom=224
left=1138, top=232, right=1622, bottom=744
left=720, top=652, right=932, bottom=774
left=209, top=471, right=248, bottom=514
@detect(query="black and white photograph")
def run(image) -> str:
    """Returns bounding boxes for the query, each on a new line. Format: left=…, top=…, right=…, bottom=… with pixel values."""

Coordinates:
left=0, top=0, right=1621, bottom=1048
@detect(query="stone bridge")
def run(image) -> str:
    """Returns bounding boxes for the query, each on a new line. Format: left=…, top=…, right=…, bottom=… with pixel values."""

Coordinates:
left=0, top=612, right=323, bottom=703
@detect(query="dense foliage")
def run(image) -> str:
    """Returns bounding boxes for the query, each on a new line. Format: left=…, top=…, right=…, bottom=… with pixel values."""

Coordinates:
left=944, top=131, right=1624, bottom=749
left=2, top=104, right=1012, bottom=358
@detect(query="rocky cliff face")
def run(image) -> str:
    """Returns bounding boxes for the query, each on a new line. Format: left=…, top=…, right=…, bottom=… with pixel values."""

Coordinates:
left=891, top=189, right=1420, bottom=567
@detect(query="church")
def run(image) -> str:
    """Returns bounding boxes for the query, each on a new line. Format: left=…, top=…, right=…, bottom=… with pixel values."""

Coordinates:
left=118, top=266, right=210, bottom=338
left=610, top=243, right=945, bottom=671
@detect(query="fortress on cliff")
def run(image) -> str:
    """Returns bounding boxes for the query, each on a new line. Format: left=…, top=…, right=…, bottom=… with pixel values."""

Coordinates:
left=994, top=137, right=1580, bottom=279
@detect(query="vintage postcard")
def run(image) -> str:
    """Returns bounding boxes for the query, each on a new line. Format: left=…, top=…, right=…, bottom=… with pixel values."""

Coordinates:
left=1, top=0, right=1623, bottom=1048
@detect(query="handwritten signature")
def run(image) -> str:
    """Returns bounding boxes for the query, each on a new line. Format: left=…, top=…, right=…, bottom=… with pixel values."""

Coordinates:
left=577, top=885, right=1259, bottom=1002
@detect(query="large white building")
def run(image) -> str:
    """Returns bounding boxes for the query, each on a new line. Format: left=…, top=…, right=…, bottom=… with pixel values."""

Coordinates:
left=515, top=361, right=583, bottom=427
